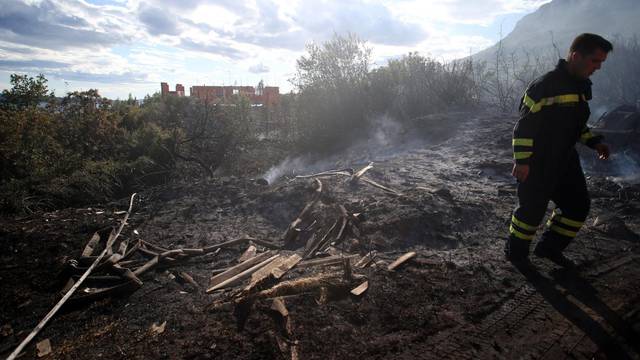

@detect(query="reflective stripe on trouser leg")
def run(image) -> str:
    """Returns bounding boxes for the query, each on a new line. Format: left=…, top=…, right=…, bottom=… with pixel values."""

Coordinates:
left=510, top=215, right=537, bottom=241
left=546, top=210, right=584, bottom=238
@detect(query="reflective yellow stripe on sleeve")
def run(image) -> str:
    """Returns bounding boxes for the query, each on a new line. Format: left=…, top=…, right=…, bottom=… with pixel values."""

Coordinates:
left=522, top=93, right=581, bottom=113
left=513, top=138, right=534, bottom=147
left=514, top=152, right=533, bottom=160
left=580, top=131, right=594, bottom=143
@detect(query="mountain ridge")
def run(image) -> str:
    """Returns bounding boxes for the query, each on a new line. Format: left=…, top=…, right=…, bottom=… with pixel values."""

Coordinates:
left=472, top=0, right=640, bottom=63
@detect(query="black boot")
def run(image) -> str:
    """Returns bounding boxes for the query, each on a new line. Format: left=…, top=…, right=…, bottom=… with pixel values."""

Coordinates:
left=505, top=235, right=531, bottom=264
left=534, top=231, right=574, bottom=268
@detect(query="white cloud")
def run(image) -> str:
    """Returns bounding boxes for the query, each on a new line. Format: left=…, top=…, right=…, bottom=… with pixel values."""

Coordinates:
left=385, top=0, right=550, bottom=26
left=0, top=0, right=552, bottom=98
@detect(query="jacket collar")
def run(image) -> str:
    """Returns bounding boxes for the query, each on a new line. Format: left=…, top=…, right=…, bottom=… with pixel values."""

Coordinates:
left=556, top=58, right=592, bottom=100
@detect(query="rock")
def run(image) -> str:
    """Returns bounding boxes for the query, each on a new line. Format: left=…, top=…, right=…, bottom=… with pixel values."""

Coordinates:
left=150, top=321, right=167, bottom=335
left=36, top=338, right=51, bottom=357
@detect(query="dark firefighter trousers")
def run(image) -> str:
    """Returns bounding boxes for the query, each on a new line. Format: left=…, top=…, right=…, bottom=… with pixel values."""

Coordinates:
left=509, top=155, right=590, bottom=255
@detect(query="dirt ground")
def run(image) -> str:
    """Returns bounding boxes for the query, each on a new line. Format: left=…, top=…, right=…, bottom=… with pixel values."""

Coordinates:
left=1, top=112, right=639, bottom=360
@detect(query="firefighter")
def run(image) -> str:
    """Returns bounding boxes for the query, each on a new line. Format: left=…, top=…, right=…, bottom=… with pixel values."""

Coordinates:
left=506, top=33, right=612, bottom=266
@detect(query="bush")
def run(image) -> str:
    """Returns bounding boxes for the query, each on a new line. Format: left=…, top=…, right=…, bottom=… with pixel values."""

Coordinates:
left=292, top=33, right=371, bottom=154
left=0, top=75, right=249, bottom=213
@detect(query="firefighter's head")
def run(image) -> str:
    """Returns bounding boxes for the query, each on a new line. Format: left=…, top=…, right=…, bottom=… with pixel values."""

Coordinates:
left=567, top=33, right=613, bottom=80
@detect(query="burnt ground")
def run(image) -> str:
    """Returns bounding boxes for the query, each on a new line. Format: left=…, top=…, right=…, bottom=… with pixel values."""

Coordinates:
left=1, top=112, right=640, bottom=360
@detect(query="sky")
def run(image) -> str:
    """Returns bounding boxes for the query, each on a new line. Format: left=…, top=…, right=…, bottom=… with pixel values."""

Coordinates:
left=0, top=0, right=551, bottom=99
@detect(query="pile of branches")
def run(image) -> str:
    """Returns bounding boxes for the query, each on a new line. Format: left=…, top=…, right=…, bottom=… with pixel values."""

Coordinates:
left=9, top=163, right=416, bottom=359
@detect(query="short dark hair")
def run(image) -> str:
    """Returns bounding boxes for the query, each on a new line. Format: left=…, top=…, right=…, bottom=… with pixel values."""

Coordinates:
left=569, top=33, right=613, bottom=56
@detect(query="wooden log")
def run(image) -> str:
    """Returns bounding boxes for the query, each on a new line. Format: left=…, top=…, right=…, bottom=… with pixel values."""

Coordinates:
left=271, top=254, right=302, bottom=280
left=238, top=273, right=359, bottom=302
left=116, top=259, right=145, bottom=267
left=203, top=236, right=255, bottom=253
left=350, top=162, right=373, bottom=182
left=160, top=249, right=184, bottom=259
left=238, top=245, right=257, bottom=263
left=81, top=232, right=101, bottom=257
left=133, top=256, right=158, bottom=276
left=111, top=264, right=143, bottom=286
left=355, top=251, right=376, bottom=268
left=343, top=257, right=352, bottom=281
left=282, top=179, right=322, bottom=248
left=117, top=238, right=128, bottom=257
left=250, top=238, right=282, bottom=250
left=97, top=241, right=129, bottom=273
left=209, top=267, right=228, bottom=276
left=119, top=240, right=141, bottom=262
left=297, top=255, right=358, bottom=269
left=242, top=254, right=303, bottom=295
left=207, top=255, right=280, bottom=293
left=304, top=219, right=338, bottom=259
left=105, top=229, right=116, bottom=256
left=209, top=251, right=274, bottom=287
left=387, top=252, right=417, bottom=271
left=178, top=272, right=200, bottom=289
left=6, top=193, right=137, bottom=360
left=294, top=169, right=353, bottom=179
left=181, top=248, right=205, bottom=256
left=141, top=240, right=169, bottom=253
left=350, top=281, right=369, bottom=296
left=244, top=256, right=289, bottom=291
left=270, top=297, right=289, bottom=317
left=138, top=247, right=159, bottom=258
left=360, top=177, right=403, bottom=196
left=336, top=217, right=348, bottom=241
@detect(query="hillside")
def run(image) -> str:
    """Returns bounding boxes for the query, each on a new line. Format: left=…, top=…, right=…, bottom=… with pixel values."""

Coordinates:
left=472, top=0, right=640, bottom=63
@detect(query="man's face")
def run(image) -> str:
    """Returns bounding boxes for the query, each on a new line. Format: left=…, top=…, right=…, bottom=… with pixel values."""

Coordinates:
left=570, top=48, right=608, bottom=79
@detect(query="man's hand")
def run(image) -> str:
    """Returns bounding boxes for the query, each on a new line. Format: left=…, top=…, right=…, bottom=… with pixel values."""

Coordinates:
left=594, top=143, right=610, bottom=160
left=512, top=163, right=530, bottom=182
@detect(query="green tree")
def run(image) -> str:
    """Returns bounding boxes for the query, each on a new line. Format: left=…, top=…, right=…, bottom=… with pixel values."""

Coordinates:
left=1, top=73, right=53, bottom=110
left=293, top=33, right=372, bottom=153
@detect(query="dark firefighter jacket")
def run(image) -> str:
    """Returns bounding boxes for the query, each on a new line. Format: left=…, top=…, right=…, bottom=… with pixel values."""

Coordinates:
left=512, top=59, right=603, bottom=192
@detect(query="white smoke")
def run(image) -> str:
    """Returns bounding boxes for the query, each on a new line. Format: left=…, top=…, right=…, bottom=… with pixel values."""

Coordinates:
left=370, top=114, right=404, bottom=148
left=262, top=156, right=309, bottom=184
left=260, top=114, right=431, bottom=184
left=607, top=151, right=640, bottom=185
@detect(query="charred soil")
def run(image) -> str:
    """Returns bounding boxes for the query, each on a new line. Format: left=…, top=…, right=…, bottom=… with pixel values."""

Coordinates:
left=2, top=112, right=640, bottom=359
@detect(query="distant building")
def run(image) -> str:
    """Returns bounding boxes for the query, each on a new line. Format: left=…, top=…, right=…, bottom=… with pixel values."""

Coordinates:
left=161, top=82, right=185, bottom=97
left=160, top=82, right=279, bottom=105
